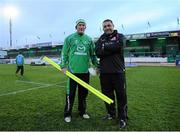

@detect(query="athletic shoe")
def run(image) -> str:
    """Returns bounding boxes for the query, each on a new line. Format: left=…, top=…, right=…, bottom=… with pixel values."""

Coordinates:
left=64, top=116, right=71, bottom=123
left=119, top=119, right=126, bottom=129
left=82, top=113, right=90, bottom=119
left=102, top=114, right=115, bottom=120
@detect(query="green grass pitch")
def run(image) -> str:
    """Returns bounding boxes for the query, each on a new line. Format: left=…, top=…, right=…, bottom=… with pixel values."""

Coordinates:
left=0, top=64, right=180, bottom=131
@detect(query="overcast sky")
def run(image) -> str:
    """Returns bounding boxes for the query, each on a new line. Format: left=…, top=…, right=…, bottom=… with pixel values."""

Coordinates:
left=0, top=0, right=180, bottom=48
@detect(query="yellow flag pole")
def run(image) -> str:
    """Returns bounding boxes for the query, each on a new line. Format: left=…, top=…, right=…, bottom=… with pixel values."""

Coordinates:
left=42, top=56, right=113, bottom=104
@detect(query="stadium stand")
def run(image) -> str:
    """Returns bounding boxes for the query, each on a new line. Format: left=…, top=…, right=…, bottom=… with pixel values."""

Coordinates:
left=1, top=30, right=180, bottom=66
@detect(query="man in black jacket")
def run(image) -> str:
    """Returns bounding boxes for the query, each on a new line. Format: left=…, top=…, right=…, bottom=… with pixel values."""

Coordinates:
left=95, top=19, right=128, bottom=129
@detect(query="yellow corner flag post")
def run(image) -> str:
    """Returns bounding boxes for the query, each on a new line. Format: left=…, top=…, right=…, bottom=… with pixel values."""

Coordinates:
left=42, top=56, right=113, bottom=104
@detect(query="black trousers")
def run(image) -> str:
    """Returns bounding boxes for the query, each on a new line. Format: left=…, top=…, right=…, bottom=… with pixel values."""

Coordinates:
left=100, top=72, right=128, bottom=120
left=16, top=66, right=24, bottom=76
left=64, top=73, right=89, bottom=117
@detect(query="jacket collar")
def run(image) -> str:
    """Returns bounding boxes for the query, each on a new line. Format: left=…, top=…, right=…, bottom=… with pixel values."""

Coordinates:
left=101, top=30, right=118, bottom=39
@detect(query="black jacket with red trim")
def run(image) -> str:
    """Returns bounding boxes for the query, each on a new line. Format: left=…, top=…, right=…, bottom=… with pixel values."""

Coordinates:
left=95, top=30, right=126, bottom=73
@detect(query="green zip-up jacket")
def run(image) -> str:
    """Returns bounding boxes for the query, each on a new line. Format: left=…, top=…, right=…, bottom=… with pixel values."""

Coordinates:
left=60, top=32, right=98, bottom=73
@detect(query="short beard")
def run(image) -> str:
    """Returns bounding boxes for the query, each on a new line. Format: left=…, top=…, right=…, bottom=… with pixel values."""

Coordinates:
left=105, top=30, right=113, bottom=35
left=77, top=32, right=84, bottom=36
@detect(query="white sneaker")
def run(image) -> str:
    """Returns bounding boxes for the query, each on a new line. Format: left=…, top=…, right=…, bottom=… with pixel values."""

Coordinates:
left=64, top=116, right=71, bottom=123
left=82, top=113, right=90, bottom=119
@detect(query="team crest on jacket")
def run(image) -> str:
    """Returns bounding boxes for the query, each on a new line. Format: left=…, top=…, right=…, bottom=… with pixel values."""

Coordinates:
left=77, top=44, right=86, bottom=53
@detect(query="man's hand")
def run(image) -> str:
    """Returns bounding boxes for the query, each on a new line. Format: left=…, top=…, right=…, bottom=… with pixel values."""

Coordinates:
left=96, top=68, right=100, bottom=75
left=61, top=68, right=67, bottom=74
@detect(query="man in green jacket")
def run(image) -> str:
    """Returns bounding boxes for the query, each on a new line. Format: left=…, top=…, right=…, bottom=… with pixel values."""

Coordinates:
left=60, top=19, right=98, bottom=123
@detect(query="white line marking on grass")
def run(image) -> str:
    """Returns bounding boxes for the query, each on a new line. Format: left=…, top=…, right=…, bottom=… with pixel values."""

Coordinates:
left=0, top=85, right=52, bottom=97
left=16, top=80, right=67, bottom=86
left=0, top=81, right=67, bottom=97
left=16, top=80, right=48, bottom=85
